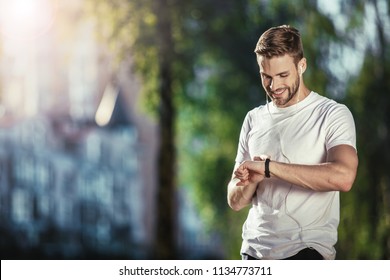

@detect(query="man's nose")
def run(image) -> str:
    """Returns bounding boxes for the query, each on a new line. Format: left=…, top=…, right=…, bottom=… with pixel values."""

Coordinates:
left=269, top=78, right=280, bottom=91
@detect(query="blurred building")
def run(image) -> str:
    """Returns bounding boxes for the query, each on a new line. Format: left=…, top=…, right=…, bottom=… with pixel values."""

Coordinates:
left=0, top=114, right=146, bottom=259
left=0, top=0, right=222, bottom=259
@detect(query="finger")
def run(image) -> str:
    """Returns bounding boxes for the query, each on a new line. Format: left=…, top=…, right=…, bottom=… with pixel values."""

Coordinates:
left=236, top=179, right=249, bottom=187
left=235, top=167, right=248, bottom=176
left=235, top=173, right=249, bottom=182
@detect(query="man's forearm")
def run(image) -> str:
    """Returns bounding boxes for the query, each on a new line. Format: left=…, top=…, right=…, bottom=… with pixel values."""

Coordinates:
left=269, top=145, right=358, bottom=192
left=236, top=145, right=358, bottom=193
left=269, top=161, right=354, bottom=192
left=227, top=177, right=257, bottom=211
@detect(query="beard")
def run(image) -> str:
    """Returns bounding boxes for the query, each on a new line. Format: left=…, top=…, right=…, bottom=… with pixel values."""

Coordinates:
left=266, top=75, right=300, bottom=107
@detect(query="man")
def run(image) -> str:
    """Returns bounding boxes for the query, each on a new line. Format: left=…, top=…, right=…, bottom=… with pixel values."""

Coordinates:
left=227, top=25, right=358, bottom=260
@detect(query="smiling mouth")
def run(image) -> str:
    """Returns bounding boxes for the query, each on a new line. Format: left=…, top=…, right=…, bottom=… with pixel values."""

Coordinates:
left=272, top=88, right=286, bottom=96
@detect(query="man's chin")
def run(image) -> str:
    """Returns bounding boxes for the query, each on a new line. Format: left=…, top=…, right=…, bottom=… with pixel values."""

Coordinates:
left=272, top=96, right=291, bottom=107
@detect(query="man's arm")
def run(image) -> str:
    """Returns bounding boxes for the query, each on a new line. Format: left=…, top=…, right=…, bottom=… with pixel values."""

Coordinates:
left=235, top=144, right=358, bottom=192
left=227, top=162, right=261, bottom=211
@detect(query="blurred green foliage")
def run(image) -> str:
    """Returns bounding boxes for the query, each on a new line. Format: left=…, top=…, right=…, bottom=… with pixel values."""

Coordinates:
left=88, top=0, right=390, bottom=259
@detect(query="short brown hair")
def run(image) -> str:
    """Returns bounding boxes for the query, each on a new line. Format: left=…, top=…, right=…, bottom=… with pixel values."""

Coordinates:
left=254, top=25, right=304, bottom=64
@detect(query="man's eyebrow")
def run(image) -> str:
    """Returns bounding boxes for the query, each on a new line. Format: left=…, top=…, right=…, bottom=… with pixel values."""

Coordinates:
left=260, top=71, right=290, bottom=77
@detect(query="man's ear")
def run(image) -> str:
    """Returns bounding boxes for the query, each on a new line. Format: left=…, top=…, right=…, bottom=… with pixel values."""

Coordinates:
left=299, top=58, right=307, bottom=75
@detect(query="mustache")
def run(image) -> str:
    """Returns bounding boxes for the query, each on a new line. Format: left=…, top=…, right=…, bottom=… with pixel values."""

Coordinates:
left=267, top=87, right=288, bottom=94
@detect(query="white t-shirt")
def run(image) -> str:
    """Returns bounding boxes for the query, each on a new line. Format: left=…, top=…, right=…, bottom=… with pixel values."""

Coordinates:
left=235, top=91, right=356, bottom=260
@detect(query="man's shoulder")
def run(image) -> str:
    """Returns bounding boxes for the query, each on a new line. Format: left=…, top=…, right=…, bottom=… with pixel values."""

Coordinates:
left=245, top=104, right=266, bottom=118
left=249, top=104, right=266, bottom=112
left=310, top=92, right=349, bottom=111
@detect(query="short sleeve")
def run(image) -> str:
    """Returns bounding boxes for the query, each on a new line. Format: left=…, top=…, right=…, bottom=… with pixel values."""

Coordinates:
left=235, top=112, right=252, bottom=163
left=325, top=104, right=357, bottom=151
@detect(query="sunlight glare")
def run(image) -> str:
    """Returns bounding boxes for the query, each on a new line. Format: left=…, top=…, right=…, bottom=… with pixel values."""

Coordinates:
left=95, top=84, right=119, bottom=127
left=0, top=0, right=56, bottom=41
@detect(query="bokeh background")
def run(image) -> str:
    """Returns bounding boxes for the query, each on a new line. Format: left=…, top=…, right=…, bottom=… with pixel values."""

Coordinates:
left=0, top=0, right=389, bottom=260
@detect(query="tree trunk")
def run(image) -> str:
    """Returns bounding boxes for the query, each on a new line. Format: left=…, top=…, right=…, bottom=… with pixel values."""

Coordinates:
left=154, top=0, right=177, bottom=259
